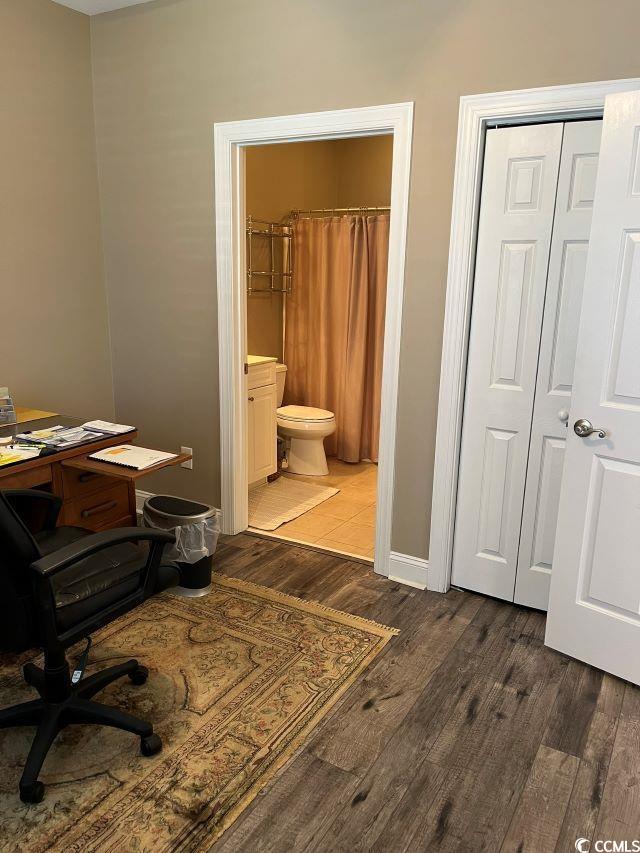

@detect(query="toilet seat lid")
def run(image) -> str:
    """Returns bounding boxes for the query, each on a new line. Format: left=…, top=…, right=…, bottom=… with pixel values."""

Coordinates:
left=277, top=405, right=334, bottom=422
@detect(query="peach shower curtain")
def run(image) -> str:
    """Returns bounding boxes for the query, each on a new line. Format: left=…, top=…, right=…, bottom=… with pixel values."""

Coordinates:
left=283, top=214, right=389, bottom=463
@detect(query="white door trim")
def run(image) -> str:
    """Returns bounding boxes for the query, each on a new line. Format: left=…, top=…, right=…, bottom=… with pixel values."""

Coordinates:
left=428, top=78, right=640, bottom=594
left=214, top=103, right=414, bottom=578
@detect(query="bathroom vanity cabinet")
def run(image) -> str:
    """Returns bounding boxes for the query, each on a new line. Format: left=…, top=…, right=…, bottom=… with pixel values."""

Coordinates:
left=247, top=357, right=277, bottom=484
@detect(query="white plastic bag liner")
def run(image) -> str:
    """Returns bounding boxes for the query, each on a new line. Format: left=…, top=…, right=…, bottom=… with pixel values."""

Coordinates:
left=143, top=508, right=221, bottom=564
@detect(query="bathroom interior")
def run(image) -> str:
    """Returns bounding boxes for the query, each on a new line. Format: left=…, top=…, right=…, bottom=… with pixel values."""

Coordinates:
left=244, top=134, right=393, bottom=562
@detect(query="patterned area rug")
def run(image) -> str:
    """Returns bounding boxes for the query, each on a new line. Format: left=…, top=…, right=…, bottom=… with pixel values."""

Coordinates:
left=248, top=477, right=339, bottom=530
left=0, top=576, right=398, bottom=852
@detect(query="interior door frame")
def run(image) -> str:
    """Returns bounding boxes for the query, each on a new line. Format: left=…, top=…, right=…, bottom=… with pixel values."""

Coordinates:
left=428, top=78, right=640, bottom=594
left=214, top=102, right=414, bottom=578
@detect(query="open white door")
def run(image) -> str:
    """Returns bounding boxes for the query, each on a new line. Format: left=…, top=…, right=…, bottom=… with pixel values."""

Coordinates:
left=545, top=90, right=640, bottom=685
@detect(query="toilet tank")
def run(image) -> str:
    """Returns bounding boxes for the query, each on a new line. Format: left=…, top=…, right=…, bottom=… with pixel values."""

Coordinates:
left=275, top=364, right=287, bottom=406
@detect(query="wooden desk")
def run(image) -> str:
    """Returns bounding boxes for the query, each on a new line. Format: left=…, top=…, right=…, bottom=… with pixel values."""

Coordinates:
left=14, top=406, right=58, bottom=424
left=0, top=416, right=188, bottom=532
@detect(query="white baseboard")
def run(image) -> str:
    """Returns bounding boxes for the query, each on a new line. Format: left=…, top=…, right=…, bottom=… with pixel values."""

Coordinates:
left=388, top=551, right=429, bottom=590
left=135, top=489, right=155, bottom=515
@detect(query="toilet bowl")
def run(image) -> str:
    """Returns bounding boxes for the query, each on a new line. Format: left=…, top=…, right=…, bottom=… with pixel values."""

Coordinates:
left=276, top=405, right=336, bottom=476
left=274, top=365, right=335, bottom=475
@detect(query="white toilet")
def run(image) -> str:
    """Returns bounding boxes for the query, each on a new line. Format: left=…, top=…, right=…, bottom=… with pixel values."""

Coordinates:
left=275, top=364, right=336, bottom=476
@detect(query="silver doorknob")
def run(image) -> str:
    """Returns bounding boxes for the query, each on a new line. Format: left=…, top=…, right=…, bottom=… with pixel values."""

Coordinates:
left=573, top=418, right=606, bottom=439
left=557, top=409, right=569, bottom=424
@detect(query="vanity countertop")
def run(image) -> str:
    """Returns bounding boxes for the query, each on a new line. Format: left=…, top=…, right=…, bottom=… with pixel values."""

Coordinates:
left=247, top=355, right=278, bottom=366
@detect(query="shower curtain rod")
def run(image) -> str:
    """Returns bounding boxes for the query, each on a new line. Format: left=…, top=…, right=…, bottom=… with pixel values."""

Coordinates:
left=290, top=205, right=390, bottom=218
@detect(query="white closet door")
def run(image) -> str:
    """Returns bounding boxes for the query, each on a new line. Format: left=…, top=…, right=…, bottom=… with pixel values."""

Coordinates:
left=451, top=123, right=563, bottom=599
left=514, top=120, right=602, bottom=609
left=545, top=91, right=640, bottom=686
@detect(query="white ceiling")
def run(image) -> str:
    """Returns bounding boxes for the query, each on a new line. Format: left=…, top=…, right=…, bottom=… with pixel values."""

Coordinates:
left=52, top=0, right=157, bottom=14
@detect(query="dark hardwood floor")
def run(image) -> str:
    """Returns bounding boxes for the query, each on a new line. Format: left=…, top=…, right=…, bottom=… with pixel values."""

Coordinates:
left=210, top=533, right=640, bottom=853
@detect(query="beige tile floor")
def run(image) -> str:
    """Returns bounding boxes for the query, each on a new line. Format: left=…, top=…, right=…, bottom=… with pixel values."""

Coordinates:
left=268, top=458, right=377, bottom=560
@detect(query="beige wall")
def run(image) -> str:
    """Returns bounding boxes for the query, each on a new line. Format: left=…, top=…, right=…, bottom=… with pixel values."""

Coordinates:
left=90, top=0, right=640, bottom=558
left=245, top=136, right=393, bottom=361
left=0, top=0, right=113, bottom=418
left=334, top=136, right=394, bottom=208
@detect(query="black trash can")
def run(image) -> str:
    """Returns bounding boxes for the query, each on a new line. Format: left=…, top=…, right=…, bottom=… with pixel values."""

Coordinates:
left=143, top=495, right=220, bottom=597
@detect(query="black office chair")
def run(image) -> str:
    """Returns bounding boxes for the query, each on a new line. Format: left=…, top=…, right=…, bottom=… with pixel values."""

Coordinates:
left=0, top=488, right=179, bottom=804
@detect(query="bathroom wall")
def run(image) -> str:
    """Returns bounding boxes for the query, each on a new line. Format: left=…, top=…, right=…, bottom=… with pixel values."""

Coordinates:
left=245, top=140, right=338, bottom=362
left=334, top=136, right=394, bottom=208
left=0, top=0, right=113, bottom=418
left=245, top=136, right=393, bottom=362
left=91, top=0, right=640, bottom=559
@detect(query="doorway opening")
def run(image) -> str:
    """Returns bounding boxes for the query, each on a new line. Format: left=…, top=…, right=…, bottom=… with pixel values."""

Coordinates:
left=214, top=104, right=413, bottom=575
left=243, top=136, right=392, bottom=561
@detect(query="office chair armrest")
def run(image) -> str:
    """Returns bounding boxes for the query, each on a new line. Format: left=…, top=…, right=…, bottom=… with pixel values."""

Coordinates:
left=3, top=489, right=62, bottom=530
left=31, top=527, right=175, bottom=579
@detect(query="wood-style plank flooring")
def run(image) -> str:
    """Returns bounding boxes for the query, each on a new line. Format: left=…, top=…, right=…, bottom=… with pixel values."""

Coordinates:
left=210, top=533, right=640, bottom=853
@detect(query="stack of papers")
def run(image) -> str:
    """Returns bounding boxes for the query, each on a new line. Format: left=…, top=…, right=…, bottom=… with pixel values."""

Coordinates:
left=0, top=444, right=43, bottom=467
left=12, top=420, right=136, bottom=455
left=16, top=425, right=103, bottom=449
left=81, top=420, right=135, bottom=435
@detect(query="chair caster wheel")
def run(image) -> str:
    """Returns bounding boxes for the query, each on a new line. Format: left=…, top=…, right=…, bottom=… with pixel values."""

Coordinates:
left=20, top=781, right=45, bottom=804
left=129, top=665, right=149, bottom=686
left=140, top=733, right=162, bottom=757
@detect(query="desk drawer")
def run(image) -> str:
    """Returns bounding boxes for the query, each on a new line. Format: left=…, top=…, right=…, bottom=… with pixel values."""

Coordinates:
left=62, top=482, right=130, bottom=530
left=61, top=464, right=114, bottom=499
left=0, top=464, right=52, bottom=490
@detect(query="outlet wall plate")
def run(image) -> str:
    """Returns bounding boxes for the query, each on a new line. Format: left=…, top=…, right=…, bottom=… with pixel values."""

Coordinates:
left=180, top=446, right=193, bottom=469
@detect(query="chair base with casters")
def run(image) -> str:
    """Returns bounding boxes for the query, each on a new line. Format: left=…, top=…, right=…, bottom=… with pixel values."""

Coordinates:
left=0, top=654, right=162, bottom=804
left=0, top=488, right=179, bottom=804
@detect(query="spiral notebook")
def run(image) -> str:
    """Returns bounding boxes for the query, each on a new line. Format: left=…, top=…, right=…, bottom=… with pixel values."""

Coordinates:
left=88, top=445, right=177, bottom=471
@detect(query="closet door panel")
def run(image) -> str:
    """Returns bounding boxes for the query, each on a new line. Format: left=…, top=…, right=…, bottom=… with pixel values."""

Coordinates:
left=515, top=120, right=602, bottom=610
left=451, top=123, right=563, bottom=600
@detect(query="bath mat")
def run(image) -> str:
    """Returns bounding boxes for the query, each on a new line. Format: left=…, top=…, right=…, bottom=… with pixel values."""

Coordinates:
left=248, top=476, right=339, bottom=530
left=0, top=575, right=398, bottom=852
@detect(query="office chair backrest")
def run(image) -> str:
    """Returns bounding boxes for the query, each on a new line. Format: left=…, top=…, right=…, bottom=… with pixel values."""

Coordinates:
left=0, top=491, right=42, bottom=651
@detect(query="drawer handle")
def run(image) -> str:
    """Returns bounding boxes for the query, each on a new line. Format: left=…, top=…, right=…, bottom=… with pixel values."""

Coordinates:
left=81, top=500, right=117, bottom=519
left=248, top=396, right=255, bottom=402
left=78, top=472, right=100, bottom=484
